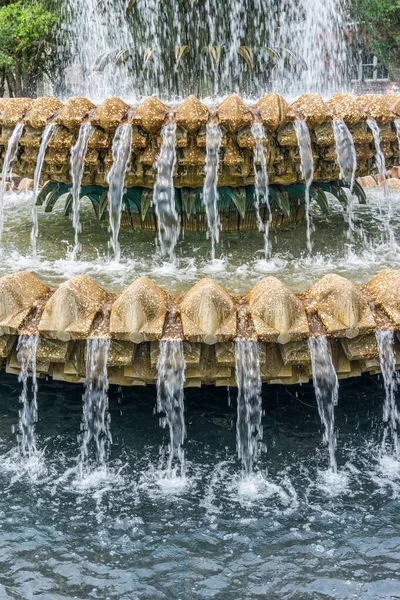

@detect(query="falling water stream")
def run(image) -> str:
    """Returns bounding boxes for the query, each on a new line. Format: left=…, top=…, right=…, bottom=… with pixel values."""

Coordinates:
left=79, top=338, right=112, bottom=475
left=252, top=123, right=272, bottom=258
left=153, top=123, right=180, bottom=261
left=156, top=340, right=186, bottom=475
left=376, top=330, right=399, bottom=458
left=203, top=124, right=222, bottom=261
left=332, top=119, right=357, bottom=234
left=0, top=123, right=24, bottom=241
left=16, top=335, right=39, bottom=458
left=106, top=124, right=133, bottom=261
left=309, top=336, right=339, bottom=473
left=294, top=120, right=314, bottom=254
left=235, top=341, right=263, bottom=474
left=70, top=122, right=92, bottom=260
left=31, top=123, right=55, bottom=255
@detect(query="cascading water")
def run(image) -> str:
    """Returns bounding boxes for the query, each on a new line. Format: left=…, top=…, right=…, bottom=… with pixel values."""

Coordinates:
left=332, top=119, right=358, bottom=234
left=235, top=341, right=263, bottom=475
left=308, top=336, right=339, bottom=473
left=367, top=119, right=388, bottom=198
left=252, top=123, right=272, bottom=258
left=376, top=330, right=399, bottom=458
left=106, top=124, right=132, bottom=261
left=203, top=124, right=222, bottom=261
left=156, top=340, right=186, bottom=475
left=79, top=338, right=112, bottom=474
left=31, top=123, right=55, bottom=256
left=70, top=122, right=92, bottom=261
left=61, top=0, right=347, bottom=99
left=153, top=123, right=180, bottom=261
left=367, top=118, right=395, bottom=247
left=0, top=123, right=24, bottom=241
left=395, top=119, right=400, bottom=161
left=16, top=335, right=39, bottom=458
left=294, top=120, right=314, bottom=254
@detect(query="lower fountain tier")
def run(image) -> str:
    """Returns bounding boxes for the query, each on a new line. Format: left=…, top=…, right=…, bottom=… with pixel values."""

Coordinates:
left=0, top=268, right=399, bottom=386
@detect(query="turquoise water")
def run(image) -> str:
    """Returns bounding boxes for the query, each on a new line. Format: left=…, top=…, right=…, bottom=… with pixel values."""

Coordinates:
left=0, top=374, right=399, bottom=599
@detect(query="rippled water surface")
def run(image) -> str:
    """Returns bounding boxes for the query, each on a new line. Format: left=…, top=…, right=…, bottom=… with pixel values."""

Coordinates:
left=1, top=375, right=400, bottom=599
left=1, top=188, right=400, bottom=293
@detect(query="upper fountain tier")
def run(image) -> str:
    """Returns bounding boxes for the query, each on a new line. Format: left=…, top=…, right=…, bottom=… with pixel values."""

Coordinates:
left=1, top=93, right=399, bottom=189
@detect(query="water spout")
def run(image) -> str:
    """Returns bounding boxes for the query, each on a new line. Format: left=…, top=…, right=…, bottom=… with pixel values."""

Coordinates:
left=332, top=119, right=357, bottom=235
left=235, top=341, right=263, bottom=475
left=0, top=123, right=24, bottom=240
left=153, top=123, right=180, bottom=261
left=252, top=123, right=272, bottom=258
left=376, top=330, right=399, bottom=458
left=309, top=336, right=339, bottom=473
left=106, top=124, right=132, bottom=261
left=31, top=123, right=55, bottom=256
left=203, top=124, right=222, bottom=261
left=294, top=120, right=314, bottom=254
left=79, top=338, right=112, bottom=474
left=16, top=335, right=39, bottom=458
left=70, top=122, right=92, bottom=261
left=156, top=340, right=186, bottom=475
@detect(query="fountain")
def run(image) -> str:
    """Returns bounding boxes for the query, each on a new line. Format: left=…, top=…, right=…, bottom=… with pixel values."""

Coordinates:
left=294, top=119, right=314, bottom=253
left=376, top=330, right=399, bottom=458
left=31, top=123, right=55, bottom=255
left=70, top=123, right=92, bottom=260
left=16, top=335, right=39, bottom=458
left=203, top=124, right=222, bottom=260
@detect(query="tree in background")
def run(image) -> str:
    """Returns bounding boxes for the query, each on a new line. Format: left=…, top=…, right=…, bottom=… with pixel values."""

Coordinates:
left=0, top=0, right=59, bottom=97
left=351, top=0, right=400, bottom=79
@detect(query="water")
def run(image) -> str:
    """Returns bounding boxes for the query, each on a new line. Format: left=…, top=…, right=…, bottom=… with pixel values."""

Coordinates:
left=79, top=338, right=112, bottom=476
left=2, top=187, right=400, bottom=295
left=235, top=341, right=263, bottom=474
left=309, top=337, right=339, bottom=473
left=203, top=124, right=222, bottom=261
left=395, top=119, right=400, bottom=161
left=31, top=123, right=55, bottom=256
left=376, top=330, right=399, bottom=458
left=156, top=340, right=186, bottom=475
left=367, top=119, right=388, bottom=199
left=332, top=119, right=358, bottom=235
left=294, top=120, right=314, bottom=254
left=61, top=0, right=347, bottom=99
left=251, top=123, right=272, bottom=258
left=106, top=124, right=133, bottom=262
left=70, top=123, right=92, bottom=261
left=1, top=375, right=400, bottom=597
left=153, top=123, right=180, bottom=262
left=16, top=335, right=39, bottom=458
left=0, top=122, right=24, bottom=241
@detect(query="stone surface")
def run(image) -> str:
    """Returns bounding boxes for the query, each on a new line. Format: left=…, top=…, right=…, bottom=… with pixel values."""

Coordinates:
left=292, top=94, right=332, bottom=129
left=132, top=96, right=168, bottom=133
left=0, top=98, right=34, bottom=127
left=175, top=95, right=209, bottom=133
left=357, top=94, right=395, bottom=123
left=325, top=93, right=365, bottom=127
left=255, top=93, right=295, bottom=132
left=216, top=94, right=253, bottom=133
left=91, top=97, right=130, bottom=132
left=25, top=97, right=64, bottom=130
left=56, top=97, right=96, bottom=131
left=0, top=271, right=49, bottom=335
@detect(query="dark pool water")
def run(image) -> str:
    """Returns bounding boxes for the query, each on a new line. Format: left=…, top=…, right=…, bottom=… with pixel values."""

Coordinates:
left=0, top=374, right=400, bottom=599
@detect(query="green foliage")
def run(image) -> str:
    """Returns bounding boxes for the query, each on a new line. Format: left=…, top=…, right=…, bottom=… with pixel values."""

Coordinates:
left=352, top=0, right=400, bottom=76
left=0, top=0, right=58, bottom=96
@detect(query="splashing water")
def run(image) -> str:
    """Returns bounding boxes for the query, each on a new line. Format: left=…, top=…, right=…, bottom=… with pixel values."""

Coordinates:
left=156, top=340, right=186, bottom=475
left=0, top=122, right=24, bottom=241
left=367, top=119, right=388, bottom=199
left=309, top=336, right=339, bottom=473
left=252, top=123, right=272, bottom=258
left=79, top=338, right=112, bottom=475
left=31, top=123, right=55, bottom=255
left=235, top=341, right=263, bottom=474
left=153, top=123, right=180, bottom=261
left=294, top=120, right=314, bottom=254
left=332, top=119, right=358, bottom=235
left=395, top=119, right=400, bottom=161
left=106, top=124, right=132, bottom=261
left=70, top=123, right=92, bottom=261
left=203, top=124, right=222, bottom=261
left=61, top=0, right=347, bottom=99
left=16, top=335, right=39, bottom=458
left=376, top=330, right=399, bottom=458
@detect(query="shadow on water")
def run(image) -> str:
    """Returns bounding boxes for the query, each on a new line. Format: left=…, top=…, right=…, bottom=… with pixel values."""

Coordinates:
left=0, top=372, right=399, bottom=599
